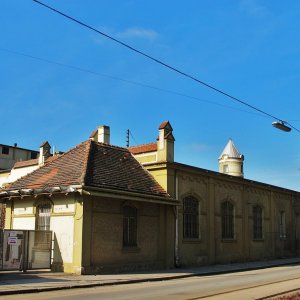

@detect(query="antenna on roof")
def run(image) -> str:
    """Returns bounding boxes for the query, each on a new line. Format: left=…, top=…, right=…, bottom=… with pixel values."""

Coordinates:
left=126, top=129, right=130, bottom=147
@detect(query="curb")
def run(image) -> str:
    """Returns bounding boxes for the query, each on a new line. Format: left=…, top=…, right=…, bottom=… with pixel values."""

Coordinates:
left=0, top=260, right=299, bottom=296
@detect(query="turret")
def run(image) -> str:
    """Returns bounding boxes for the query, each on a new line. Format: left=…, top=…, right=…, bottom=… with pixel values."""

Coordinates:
left=218, top=139, right=244, bottom=177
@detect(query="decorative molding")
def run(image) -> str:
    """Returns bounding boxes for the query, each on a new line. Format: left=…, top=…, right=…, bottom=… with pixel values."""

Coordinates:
left=180, top=174, right=208, bottom=185
left=214, top=181, right=243, bottom=192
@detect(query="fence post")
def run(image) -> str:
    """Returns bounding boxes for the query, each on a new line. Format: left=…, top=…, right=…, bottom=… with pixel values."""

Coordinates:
left=22, top=231, right=29, bottom=272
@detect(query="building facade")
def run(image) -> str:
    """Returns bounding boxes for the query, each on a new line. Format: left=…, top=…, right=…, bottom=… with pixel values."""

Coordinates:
left=129, top=122, right=300, bottom=266
left=0, top=143, right=39, bottom=171
left=1, top=121, right=300, bottom=273
left=0, top=128, right=176, bottom=274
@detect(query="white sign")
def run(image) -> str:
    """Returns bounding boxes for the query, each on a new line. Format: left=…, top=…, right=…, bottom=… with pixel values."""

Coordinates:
left=8, top=237, right=17, bottom=245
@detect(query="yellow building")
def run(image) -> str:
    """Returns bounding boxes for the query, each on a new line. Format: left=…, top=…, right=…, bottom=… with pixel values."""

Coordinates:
left=1, top=121, right=300, bottom=273
left=0, top=126, right=177, bottom=274
left=129, top=121, right=300, bottom=266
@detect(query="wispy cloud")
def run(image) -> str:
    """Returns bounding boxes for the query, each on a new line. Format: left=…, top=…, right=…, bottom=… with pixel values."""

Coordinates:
left=240, top=0, right=269, bottom=18
left=91, top=26, right=159, bottom=45
left=116, top=27, right=159, bottom=41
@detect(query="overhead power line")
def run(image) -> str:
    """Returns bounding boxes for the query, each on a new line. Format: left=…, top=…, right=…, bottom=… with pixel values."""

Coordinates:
left=33, top=0, right=300, bottom=133
left=0, top=47, right=267, bottom=117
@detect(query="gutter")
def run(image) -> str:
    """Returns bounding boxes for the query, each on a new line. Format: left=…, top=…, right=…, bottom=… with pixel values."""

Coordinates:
left=82, top=185, right=179, bottom=206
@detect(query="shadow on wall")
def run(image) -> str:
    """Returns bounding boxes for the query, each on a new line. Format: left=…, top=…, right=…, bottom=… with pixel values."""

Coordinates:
left=52, top=233, right=63, bottom=272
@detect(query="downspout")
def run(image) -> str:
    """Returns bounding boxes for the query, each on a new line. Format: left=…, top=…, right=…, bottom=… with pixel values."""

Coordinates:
left=174, top=170, right=180, bottom=267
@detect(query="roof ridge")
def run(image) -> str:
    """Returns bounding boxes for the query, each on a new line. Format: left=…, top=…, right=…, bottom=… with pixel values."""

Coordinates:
left=128, top=142, right=156, bottom=149
left=93, top=141, right=129, bottom=152
left=80, top=139, right=93, bottom=185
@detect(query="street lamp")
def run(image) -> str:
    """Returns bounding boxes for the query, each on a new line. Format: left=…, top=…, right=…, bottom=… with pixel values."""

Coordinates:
left=272, top=121, right=291, bottom=132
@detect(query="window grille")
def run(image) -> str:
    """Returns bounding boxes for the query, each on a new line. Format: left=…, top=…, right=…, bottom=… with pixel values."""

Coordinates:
left=35, top=203, right=52, bottom=248
left=279, top=211, right=286, bottom=238
left=36, top=203, right=51, bottom=231
left=183, top=196, right=199, bottom=239
left=123, top=205, right=137, bottom=247
left=253, top=206, right=263, bottom=239
left=221, top=201, right=234, bottom=239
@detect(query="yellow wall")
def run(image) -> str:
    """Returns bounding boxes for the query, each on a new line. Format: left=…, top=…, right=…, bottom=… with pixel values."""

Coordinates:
left=86, top=196, right=174, bottom=273
left=144, top=162, right=300, bottom=267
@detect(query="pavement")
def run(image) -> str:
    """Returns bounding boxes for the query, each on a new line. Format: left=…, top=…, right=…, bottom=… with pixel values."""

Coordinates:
left=0, top=257, right=300, bottom=296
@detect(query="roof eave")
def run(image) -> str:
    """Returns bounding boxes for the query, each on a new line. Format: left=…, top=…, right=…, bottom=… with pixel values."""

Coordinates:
left=82, top=185, right=178, bottom=206
left=0, top=184, right=82, bottom=201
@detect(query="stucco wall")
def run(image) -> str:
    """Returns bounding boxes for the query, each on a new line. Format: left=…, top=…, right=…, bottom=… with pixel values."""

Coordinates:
left=7, top=194, right=77, bottom=272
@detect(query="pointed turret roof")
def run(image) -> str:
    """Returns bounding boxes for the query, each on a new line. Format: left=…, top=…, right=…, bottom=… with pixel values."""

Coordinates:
left=219, top=139, right=242, bottom=159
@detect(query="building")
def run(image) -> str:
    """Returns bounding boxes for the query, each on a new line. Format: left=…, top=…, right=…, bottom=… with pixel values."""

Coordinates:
left=129, top=121, right=300, bottom=266
left=0, top=144, right=40, bottom=228
left=1, top=121, right=300, bottom=273
left=0, top=126, right=177, bottom=274
left=0, top=143, right=39, bottom=171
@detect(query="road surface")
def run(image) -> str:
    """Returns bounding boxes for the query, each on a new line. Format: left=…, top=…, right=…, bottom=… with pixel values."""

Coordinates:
left=2, top=264, right=300, bottom=300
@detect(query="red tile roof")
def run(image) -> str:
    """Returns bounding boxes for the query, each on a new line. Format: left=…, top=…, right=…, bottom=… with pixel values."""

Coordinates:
left=159, top=121, right=172, bottom=130
left=14, top=159, right=39, bottom=169
left=128, top=143, right=157, bottom=154
left=3, top=140, right=168, bottom=198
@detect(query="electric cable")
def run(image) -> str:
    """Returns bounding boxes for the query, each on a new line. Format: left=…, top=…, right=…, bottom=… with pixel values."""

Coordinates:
left=32, top=0, right=300, bottom=132
left=0, top=47, right=265, bottom=117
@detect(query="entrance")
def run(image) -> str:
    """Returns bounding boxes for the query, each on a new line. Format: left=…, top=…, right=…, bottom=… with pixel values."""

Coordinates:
left=0, top=229, right=52, bottom=271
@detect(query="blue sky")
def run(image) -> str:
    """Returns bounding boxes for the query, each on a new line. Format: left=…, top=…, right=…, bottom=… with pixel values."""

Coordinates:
left=1, top=0, right=300, bottom=191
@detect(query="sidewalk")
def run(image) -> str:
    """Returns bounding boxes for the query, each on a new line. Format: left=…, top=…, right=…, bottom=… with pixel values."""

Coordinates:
left=0, top=257, right=300, bottom=296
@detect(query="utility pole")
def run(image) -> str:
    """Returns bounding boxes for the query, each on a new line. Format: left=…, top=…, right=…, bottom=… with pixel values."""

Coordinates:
left=126, top=129, right=130, bottom=147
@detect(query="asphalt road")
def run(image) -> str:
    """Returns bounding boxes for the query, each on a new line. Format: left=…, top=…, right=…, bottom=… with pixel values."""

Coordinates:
left=2, top=265, right=300, bottom=300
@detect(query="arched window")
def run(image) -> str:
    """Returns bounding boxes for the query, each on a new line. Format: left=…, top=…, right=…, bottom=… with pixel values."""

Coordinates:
left=183, top=196, right=199, bottom=239
left=123, top=205, right=137, bottom=247
left=36, top=203, right=51, bottom=231
left=253, top=206, right=263, bottom=239
left=221, top=201, right=234, bottom=239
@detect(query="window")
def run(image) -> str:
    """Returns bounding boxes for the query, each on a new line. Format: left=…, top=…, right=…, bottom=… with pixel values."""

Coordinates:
left=36, top=203, right=51, bottom=231
left=2, top=146, right=9, bottom=155
left=253, top=206, right=263, bottom=239
left=183, top=196, right=199, bottom=239
left=31, top=151, right=38, bottom=159
left=223, top=165, right=228, bottom=173
left=279, top=211, right=286, bottom=239
left=221, top=201, right=234, bottom=239
left=123, top=205, right=137, bottom=247
left=35, top=202, right=52, bottom=249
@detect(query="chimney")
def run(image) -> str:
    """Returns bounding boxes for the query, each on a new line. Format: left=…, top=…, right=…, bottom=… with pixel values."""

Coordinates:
left=90, top=125, right=110, bottom=144
left=157, top=121, right=175, bottom=162
left=39, top=141, right=51, bottom=165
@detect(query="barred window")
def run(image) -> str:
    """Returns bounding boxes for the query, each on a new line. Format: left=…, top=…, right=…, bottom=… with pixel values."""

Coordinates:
left=36, top=203, right=51, bottom=231
left=35, top=202, right=52, bottom=248
left=221, top=201, right=234, bottom=239
left=253, top=206, right=263, bottom=239
left=279, top=211, right=286, bottom=239
left=123, top=205, right=137, bottom=247
left=183, top=196, right=199, bottom=239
